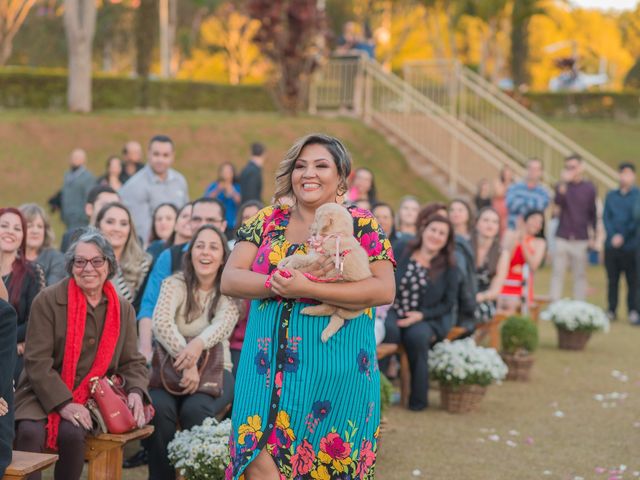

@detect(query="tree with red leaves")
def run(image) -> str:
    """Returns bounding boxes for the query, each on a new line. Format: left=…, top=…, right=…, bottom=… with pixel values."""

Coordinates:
left=246, top=0, right=328, bottom=112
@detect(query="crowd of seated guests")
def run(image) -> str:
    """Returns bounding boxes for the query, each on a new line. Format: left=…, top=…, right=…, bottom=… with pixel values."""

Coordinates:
left=0, top=135, right=562, bottom=479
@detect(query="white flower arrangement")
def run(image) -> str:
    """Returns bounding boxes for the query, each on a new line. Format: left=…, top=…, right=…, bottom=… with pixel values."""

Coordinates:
left=167, top=417, right=231, bottom=480
left=540, top=299, right=610, bottom=333
left=429, top=338, right=508, bottom=387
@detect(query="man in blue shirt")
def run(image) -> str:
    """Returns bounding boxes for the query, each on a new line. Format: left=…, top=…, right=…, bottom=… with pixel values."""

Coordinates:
left=137, top=197, right=227, bottom=362
left=505, top=158, right=550, bottom=230
left=603, top=163, right=639, bottom=324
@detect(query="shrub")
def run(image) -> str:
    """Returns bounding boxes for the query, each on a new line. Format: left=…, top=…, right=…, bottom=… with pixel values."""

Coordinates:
left=500, top=316, right=538, bottom=354
left=0, top=67, right=277, bottom=111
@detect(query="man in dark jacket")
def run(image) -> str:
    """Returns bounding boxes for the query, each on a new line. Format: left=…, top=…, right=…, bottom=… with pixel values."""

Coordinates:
left=0, top=278, right=17, bottom=477
left=604, top=163, right=640, bottom=324
left=239, top=142, right=265, bottom=203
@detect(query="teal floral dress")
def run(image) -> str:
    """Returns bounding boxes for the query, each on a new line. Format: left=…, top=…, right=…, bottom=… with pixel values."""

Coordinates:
left=226, top=204, right=395, bottom=480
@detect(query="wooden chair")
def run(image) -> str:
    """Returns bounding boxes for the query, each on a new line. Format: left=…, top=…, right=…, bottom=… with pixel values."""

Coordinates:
left=84, top=426, right=154, bottom=480
left=475, top=312, right=509, bottom=349
left=3, top=451, right=58, bottom=480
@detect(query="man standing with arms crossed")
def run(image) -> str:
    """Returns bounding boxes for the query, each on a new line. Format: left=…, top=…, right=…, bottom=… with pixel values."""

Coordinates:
left=549, top=154, right=597, bottom=301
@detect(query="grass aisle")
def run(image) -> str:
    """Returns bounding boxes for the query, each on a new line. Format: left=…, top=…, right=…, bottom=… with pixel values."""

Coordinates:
left=376, top=266, right=640, bottom=480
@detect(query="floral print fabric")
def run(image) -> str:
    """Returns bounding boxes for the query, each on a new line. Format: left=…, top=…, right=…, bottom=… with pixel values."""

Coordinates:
left=226, top=204, right=395, bottom=479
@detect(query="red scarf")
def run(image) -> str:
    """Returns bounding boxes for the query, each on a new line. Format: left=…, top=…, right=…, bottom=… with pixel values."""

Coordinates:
left=46, top=278, right=121, bottom=450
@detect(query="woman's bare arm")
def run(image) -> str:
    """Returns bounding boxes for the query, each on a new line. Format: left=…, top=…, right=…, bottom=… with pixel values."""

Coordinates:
left=482, top=249, right=511, bottom=301
left=523, top=238, right=546, bottom=272
left=220, top=242, right=272, bottom=299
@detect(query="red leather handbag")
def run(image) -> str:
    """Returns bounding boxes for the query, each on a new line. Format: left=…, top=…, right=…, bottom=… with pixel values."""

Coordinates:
left=88, top=376, right=154, bottom=434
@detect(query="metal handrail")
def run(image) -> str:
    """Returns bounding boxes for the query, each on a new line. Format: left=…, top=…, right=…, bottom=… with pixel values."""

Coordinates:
left=309, top=56, right=527, bottom=196
left=403, top=59, right=617, bottom=193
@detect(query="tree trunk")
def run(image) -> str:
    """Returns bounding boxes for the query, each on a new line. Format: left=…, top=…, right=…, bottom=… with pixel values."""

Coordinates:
left=511, top=0, right=530, bottom=88
left=64, top=0, right=97, bottom=113
left=135, top=0, right=157, bottom=78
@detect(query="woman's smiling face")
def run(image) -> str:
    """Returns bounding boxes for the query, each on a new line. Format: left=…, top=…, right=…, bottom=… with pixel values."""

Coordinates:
left=291, top=143, right=340, bottom=207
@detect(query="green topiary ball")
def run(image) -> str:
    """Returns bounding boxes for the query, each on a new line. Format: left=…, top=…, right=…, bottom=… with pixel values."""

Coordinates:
left=501, top=315, right=539, bottom=354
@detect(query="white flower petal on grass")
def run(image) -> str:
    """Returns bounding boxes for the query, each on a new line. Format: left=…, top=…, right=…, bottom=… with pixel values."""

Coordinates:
left=553, top=411, right=565, bottom=418
left=506, top=440, right=517, bottom=447
left=508, top=430, right=520, bottom=436
left=412, top=469, right=422, bottom=476
left=488, top=434, right=500, bottom=442
left=543, top=470, right=552, bottom=476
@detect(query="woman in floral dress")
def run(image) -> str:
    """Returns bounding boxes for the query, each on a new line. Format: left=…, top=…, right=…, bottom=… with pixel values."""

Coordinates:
left=221, top=134, right=396, bottom=480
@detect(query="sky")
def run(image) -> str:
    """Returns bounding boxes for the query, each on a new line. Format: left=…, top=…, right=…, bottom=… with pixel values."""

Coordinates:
left=571, top=0, right=638, bottom=10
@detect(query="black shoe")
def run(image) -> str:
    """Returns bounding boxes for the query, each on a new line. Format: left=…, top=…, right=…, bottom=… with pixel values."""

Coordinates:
left=123, top=448, right=148, bottom=469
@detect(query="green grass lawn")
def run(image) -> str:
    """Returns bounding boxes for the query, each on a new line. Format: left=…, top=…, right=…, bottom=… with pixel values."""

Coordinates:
left=0, top=110, right=443, bottom=239
left=547, top=118, right=640, bottom=169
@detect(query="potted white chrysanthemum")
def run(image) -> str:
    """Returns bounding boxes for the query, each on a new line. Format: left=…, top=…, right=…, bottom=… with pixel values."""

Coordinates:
left=429, top=338, right=508, bottom=413
left=541, top=299, right=610, bottom=351
left=167, top=417, right=230, bottom=480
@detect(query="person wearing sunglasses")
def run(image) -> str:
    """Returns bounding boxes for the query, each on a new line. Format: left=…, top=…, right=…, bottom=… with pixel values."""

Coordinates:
left=13, top=228, right=150, bottom=480
left=549, top=154, right=597, bottom=302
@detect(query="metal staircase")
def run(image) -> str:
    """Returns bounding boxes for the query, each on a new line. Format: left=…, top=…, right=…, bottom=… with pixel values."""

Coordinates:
left=309, top=56, right=616, bottom=198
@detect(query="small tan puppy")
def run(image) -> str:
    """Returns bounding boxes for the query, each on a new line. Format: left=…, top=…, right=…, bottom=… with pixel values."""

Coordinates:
left=278, top=203, right=372, bottom=342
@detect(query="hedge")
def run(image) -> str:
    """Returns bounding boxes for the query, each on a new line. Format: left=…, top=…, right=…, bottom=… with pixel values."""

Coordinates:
left=524, top=91, right=640, bottom=120
left=0, top=68, right=277, bottom=111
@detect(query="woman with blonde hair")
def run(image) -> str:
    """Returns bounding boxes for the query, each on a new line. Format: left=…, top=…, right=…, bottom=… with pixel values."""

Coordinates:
left=19, top=203, right=65, bottom=286
left=96, top=202, right=152, bottom=311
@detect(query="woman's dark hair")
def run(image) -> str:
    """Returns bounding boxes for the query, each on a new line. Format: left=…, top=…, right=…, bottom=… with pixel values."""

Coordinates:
left=235, top=200, right=264, bottom=230
left=524, top=209, right=546, bottom=240
left=182, top=225, right=230, bottom=324
left=167, top=202, right=193, bottom=246
left=415, top=202, right=447, bottom=229
left=471, top=207, right=502, bottom=278
left=105, top=155, right=122, bottom=173
left=149, top=202, right=179, bottom=243
left=449, top=198, right=475, bottom=234
left=371, top=202, right=396, bottom=238
left=407, top=214, right=456, bottom=279
left=218, top=161, right=238, bottom=184
left=353, top=167, right=377, bottom=204
left=0, top=207, right=28, bottom=309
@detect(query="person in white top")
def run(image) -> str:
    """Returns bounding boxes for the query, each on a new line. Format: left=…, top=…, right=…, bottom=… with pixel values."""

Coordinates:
left=147, top=224, right=239, bottom=480
left=119, top=135, right=189, bottom=246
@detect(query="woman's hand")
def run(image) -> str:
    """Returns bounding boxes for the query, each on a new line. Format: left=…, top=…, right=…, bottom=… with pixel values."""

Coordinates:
left=180, top=365, right=200, bottom=395
left=59, top=402, right=92, bottom=430
left=16, top=343, right=25, bottom=356
left=397, top=311, right=424, bottom=328
left=269, top=269, right=315, bottom=299
left=0, top=397, right=7, bottom=416
left=299, top=254, right=337, bottom=279
left=127, top=392, right=146, bottom=428
left=174, top=337, right=205, bottom=371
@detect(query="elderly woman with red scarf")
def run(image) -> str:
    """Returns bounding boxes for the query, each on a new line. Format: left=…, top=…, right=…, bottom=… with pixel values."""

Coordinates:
left=13, top=228, right=149, bottom=480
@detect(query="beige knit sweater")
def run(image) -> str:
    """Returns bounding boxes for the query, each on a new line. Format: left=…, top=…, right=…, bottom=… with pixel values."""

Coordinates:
left=152, top=273, right=239, bottom=371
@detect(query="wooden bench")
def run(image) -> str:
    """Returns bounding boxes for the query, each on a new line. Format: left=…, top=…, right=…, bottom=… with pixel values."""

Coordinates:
left=475, top=312, right=509, bottom=349
left=84, top=426, right=154, bottom=480
left=3, top=451, right=58, bottom=480
left=377, top=324, right=467, bottom=409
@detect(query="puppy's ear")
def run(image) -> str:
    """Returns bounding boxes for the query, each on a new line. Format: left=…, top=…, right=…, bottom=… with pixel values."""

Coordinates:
left=322, top=216, right=334, bottom=233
